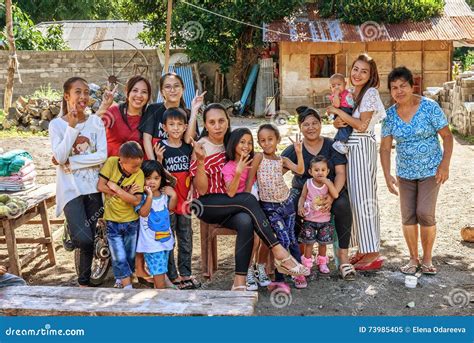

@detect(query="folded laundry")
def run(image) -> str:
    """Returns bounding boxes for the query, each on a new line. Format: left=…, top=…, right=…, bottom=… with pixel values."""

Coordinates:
left=0, top=150, right=33, bottom=176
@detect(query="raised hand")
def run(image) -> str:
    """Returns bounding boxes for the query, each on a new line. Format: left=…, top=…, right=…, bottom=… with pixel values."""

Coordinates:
left=236, top=153, right=252, bottom=175
left=191, top=138, right=206, bottom=161
left=144, top=185, right=153, bottom=196
left=153, top=144, right=166, bottom=163
left=191, top=89, right=207, bottom=114
left=289, top=133, right=303, bottom=154
left=102, top=83, right=118, bottom=109
left=67, top=102, right=78, bottom=128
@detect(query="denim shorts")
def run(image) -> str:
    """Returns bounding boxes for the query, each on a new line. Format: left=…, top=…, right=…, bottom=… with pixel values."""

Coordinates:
left=299, top=220, right=334, bottom=245
left=106, top=220, right=139, bottom=279
left=144, top=251, right=169, bottom=276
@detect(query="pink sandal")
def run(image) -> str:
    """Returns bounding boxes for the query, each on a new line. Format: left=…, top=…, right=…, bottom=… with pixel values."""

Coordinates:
left=301, top=256, right=313, bottom=270
left=317, top=255, right=330, bottom=274
left=293, top=275, right=308, bottom=289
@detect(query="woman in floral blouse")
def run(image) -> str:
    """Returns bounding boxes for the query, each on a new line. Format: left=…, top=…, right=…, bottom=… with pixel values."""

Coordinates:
left=380, top=66, right=453, bottom=276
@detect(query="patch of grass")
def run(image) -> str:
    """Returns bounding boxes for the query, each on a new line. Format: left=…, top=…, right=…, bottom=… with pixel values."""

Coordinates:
left=451, top=126, right=474, bottom=144
left=31, top=84, right=62, bottom=101
left=0, top=109, right=4, bottom=122
left=0, top=127, right=49, bottom=138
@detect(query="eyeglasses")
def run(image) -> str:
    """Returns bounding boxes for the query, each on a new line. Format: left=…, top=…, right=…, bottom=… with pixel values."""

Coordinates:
left=163, top=84, right=183, bottom=92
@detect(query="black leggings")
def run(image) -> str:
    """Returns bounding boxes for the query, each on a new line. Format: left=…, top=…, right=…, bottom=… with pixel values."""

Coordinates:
left=193, top=193, right=279, bottom=275
left=63, top=193, right=103, bottom=285
left=289, top=187, right=352, bottom=250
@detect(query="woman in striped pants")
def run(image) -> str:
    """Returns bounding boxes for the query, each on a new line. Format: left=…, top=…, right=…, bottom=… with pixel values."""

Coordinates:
left=327, top=54, right=387, bottom=270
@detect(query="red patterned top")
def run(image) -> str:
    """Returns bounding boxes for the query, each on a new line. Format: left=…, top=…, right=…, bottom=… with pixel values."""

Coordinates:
left=189, top=138, right=226, bottom=196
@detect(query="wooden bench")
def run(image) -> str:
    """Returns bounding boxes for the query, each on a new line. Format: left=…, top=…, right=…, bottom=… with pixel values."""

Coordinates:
left=0, top=184, right=62, bottom=276
left=0, top=286, right=258, bottom=316
left=200, top=221, right=273, bottom=279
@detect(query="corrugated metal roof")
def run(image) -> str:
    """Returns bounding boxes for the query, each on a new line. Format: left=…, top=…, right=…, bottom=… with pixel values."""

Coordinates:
left=36, top=21, right=154, bottom=50
left=264, top=1, right=474, bottom=43
left=444, top=0, right=473, bottom=17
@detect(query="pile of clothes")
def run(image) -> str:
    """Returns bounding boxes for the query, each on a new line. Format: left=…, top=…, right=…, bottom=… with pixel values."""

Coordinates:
left=0, top=150, right=36, bottom=191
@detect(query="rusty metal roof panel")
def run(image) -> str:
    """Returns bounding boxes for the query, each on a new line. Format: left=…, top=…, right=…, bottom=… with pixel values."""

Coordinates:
left=264, top=17, right=473, bottom=43
left=444, top=0, right=474, bottom=16
left=264, top=0, right=473, bottom=43
left=450, top=16, right=474, bottom=40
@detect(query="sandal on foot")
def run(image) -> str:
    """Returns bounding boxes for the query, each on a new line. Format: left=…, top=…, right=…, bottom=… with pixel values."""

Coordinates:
left=181, top=276, right=201, bottom=290
left=339, top=263, right=356, bottom=281
left=316, top=255, right=330, bottom=274
left=274, top=255, right=310, bottom=277
left=421, top=264, right=437, bottom=275
left=400, top=261, right=420, bottom=275
left=293, top=275, right=308, bottom=289
left=349, top=253, right=366, bottom=265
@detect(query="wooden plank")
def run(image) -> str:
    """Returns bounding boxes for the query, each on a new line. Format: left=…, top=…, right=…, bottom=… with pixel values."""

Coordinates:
left=0, top=286, right=258, bottom=316
left=27, top=219, right=64, bottom=225
left=3, top=219, right=21, bottom=276
left=18, top=228, right=62, bottom=268
left=38, top=200, right=56, bottom=265
left=0, top=237, right=51, bottom=244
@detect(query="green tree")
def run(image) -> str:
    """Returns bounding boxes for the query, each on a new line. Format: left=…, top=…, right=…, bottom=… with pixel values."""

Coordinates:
left=319, top=0, right=444, bottom=24
left=14, top=0, right=123, bottom=23
left=119, top=0, right=303, bottom=99
left=0, top=5, right=68, bottom=50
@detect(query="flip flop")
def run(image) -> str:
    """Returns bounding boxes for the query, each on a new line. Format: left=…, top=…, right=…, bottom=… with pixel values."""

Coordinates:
left=421, top=264, right=437, bottom=275
left=400, top=261, right=420, bottom=275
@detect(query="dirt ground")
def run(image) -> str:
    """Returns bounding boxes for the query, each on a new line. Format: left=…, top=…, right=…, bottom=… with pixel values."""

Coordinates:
left=0, top=118, right=472, bottom=316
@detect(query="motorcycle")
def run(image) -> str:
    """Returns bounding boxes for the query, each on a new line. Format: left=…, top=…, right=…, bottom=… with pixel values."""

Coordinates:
left=63, top=218, right=111, bottom=286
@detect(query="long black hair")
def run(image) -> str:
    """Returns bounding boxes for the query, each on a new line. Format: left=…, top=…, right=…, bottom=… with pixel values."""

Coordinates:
left=141, top=160, right=175, bottom=189
left=199, top=103, right=232, bottom=146
left=225, top=128, right=254, bottom=161
left=350, top=53, right=380, bottom=111
left=119, top=75, right=152, bottom=130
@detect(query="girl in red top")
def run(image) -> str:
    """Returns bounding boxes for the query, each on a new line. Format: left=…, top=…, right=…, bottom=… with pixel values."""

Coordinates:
left=99, top=76, right=152, bottom=157
left=190, top=104, right=310, bottom=291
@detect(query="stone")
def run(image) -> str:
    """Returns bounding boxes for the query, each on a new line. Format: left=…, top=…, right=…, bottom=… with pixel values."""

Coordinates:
left=28, top=107, right=40, bottom=117
left=39, top=120, right=50, bottom=131
left=40, top=109, right=53, bottom=121
left=7, top=107, right=21, bottom=121
left=50, top=105, right=60, bottom=116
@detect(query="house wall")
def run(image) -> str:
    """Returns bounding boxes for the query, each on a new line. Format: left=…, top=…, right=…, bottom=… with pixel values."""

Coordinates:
left=0, top=50, right=161, bottom=108
left=279, top=40, right=452, bottom=113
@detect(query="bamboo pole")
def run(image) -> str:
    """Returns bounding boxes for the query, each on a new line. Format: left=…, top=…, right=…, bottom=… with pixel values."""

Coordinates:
left=4, top=0, right=18, bottom=112
left=164, top=0, right=173, bottom=73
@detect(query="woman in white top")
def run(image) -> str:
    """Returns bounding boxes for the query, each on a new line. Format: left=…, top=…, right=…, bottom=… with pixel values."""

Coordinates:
left=49, top=77, right=107, bottom=286
left=327, top=54, right=386, bottom=271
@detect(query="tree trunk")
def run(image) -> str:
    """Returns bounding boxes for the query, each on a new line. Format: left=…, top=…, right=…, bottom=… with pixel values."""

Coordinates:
left=231, top=44, right=244, bottom=101
left=4, top=0, right=17, bottom=112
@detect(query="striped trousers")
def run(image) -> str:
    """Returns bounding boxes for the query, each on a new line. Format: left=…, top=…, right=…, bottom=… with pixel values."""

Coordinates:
left=346, top=132, right=381, bottom=253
